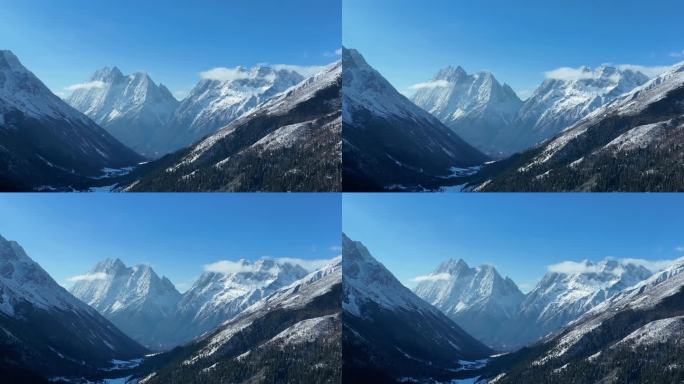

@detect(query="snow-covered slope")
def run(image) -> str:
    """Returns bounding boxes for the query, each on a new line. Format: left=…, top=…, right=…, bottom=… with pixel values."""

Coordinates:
left=413, top=259, right=524, bottom=349
left=69, top=258, right=181, bottom=350
left=487, top=258, right=684, bottom=383
left=138, top=258, right=341, bottom=384
left=511, top=65, right=649, bottom=152
left=342, top=234, right=492, bottom=382
left=411, top=67, right=523, bottom=156
left=477, top=62, right=684, bottom=191
left=168, top=65, right=305, bottom=151
left=66, top=67, right=179, bottom=157
left=514, top=259, right=652, bottom=347
left=0, top=50, right=143, bottom=191
left=0, top=235, right=146, bottom=381
left=125, top=62, right=341, bottom=192
left=162, top=258, right=310, bottom=347
left=342, top=48, right=488, bottom=191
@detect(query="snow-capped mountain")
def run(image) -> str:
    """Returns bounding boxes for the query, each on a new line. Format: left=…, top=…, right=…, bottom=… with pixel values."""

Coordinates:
left=342, top=48, right=488, bottom=191
left=125, top=61, right=341, bottom=192
left=342, top=234, right=492, bottom=382
left=168, top=65, right=305, bottom=151
left=69, top=258, right=181, bottom=350
left=411, top=66, right=523, bottom=156
left=484, top=258, right=684, bottom=383
left=476, top=61, right=684, bottom=192
left=162, top=258, right=310, bottom=348
left=66, top=67, right=179, bottom=157
left=0, top=235, right=146, bottom=381
left=511, top=65, right=649, bottom=152
left=0, top=50, right=143, bottom=191
left=136, top=258, right=341, bottom=384
left=513, top=259, right=652, bottom=348
left=413, top=259, right=525, bottom=349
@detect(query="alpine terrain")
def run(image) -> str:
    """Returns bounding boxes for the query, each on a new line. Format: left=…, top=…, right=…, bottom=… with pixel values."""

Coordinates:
left=483, top=257, right=684, bottom=383
left=69, top=258, right=182, bottom=350
left=131, top=258, right=342, bottom=384
left=66, top=67, right=179, bottom=158
left=342, top=234, right=493, bottom=383
left=122, top=61, right=342, bottom=192
left=473, top=62, right=684, bottom=191
left=342, top=48, right=488, bottom=191
left=0, top=235, right=147, bottom=382
left=413, top=259, right=525, bottom=350
left=411, top=67, right=523, bottom=157
left=0, top=50, right=143, bottom=191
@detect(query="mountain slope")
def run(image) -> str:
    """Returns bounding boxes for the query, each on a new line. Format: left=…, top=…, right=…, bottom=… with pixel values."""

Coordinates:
left=69, top=258, right=181, bottom=350
left=159, top=259, right=310, bottom=348
left=484, top=258, right=684, bottom=383
left=475, top=62, right=684, bottom=191
left=168, top=66, right=305, bottom=151
left=342, top=234, right=492, bottom=383
left=411, top=66, right=523, bottom=156
left=66, top=67, right=179, bottom=157
left=342, top=48, right=488, bottom=191
left=510, top=65, right=649, bottom=153
left=0, top=235, right=147, bottom=382
left=413, top=259, right=525, bottom=350
left=0, top=50, right=144, bottom=191
left=123, top=62, right=341, bottom=192
left=512, top=259, right=652, bottom=349
left=135, top=258, right=342, bottom=384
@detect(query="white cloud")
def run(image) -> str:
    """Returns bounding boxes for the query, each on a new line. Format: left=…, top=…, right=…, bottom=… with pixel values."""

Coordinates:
left=271, top=64, right=329, bottom=78
left=204, top=256, right=333, bottom=275
left=670, top=50, right=684, bottom=58
left=548, top=257, right=676, bottom=275
left=199, top=67, right=253, bottom=82
left=335, top=48, right=342, bottom=56
left=410, top=272, right=452, bottom=283
left=323, top=48, right=343, bottom=58
left=676, top=246, right=684, bottom=253
left=65, top=80, right=106, bottom=92
left=329, top=245, right=342, bottom=252
left=67, top=272, right=108, bottom=282
left=616, top=64, right=671, bottom=78
left=408, top=79, right=451, bottom=91
left=545, top=64, right=671, bottom=81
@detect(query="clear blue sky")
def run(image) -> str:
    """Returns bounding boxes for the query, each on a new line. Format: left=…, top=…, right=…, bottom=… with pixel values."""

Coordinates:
left=0, top=194, right=341, bottom=292
left=0, top=0, right=341, bottom=99
left=343, top=194, right=684, bottom=292
left=343, top=0, right=684, bottom=98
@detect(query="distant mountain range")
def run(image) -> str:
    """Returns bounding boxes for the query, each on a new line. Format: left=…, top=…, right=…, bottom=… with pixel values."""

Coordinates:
left=411, top=64, right=649, bottom=157
left=471, top=62, right=684, bottom=191
left=415, top=258, right=656, bottom=351
left=0, top=50, right=341, bottom=192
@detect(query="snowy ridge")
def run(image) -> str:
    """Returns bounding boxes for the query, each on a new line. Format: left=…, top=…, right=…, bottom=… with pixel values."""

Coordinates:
left=0, top=50, right=91, bottom=125
left=176, top=61, right=340, bottom=168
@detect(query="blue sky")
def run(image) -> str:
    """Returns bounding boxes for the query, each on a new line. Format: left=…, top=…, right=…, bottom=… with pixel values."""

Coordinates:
left=343, top=0, right=684, bottom=98
left=0, top=194, right=341, bottom=292
left=343, top=194, right=684, bottom=292
left=0, top=0, right=341, bottom=99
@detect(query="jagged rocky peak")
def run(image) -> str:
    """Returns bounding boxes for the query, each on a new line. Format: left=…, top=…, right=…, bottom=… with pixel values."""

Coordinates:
left=434, top=65, right=468, bottom=81
left=91, top=65, right=124, bottom=82
left=435, top=258, right=471, bottom=274
left=0, top=50, right=28, bottom=73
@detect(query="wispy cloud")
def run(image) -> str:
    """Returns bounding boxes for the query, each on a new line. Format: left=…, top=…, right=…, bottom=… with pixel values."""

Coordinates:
left=548, top=257, right=676, bottom=275
left=408, top=79, right=450, bottom=91
left=675, top=245, right=684, bottom=253
left=199, top=67, right=254, bottom=82
left=329, top=245, right=342, bottom=252
left=67, top=272, right=108, bottom=282
left=545, top=64, right=671, bottom=81
left=410, top=272, right=452, bottom=283
left=204, top=256, right=333, bottom=274
left=65, top=80, right=106, bottom=92
left=670, top=50, right=684, bottom=58
left=323, top=48, right=342, bottom=57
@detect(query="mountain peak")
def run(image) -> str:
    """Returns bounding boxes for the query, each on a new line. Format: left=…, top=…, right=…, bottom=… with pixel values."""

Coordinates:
left=91, top=66, right=124, bottom=82
left=93, top=257, right=127, bottom=273
left=435, top=65, right=468, bottom=82
left=0, top=50, right=28, bottom=73
left=436, top=258, right=470, bottom=274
